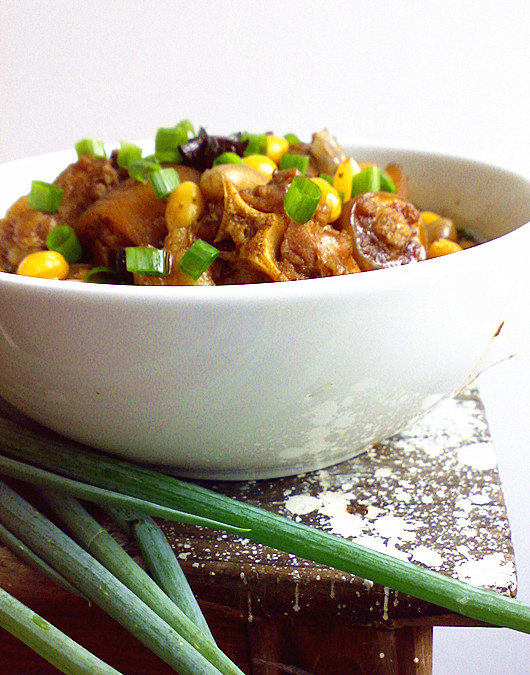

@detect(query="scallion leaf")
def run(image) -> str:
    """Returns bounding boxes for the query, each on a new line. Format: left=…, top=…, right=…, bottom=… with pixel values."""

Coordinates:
left=0, top=481, right=225, bottom=675
left=107, top=507, right=216, bottom=641
left=212, top=152, right=242, bottom=166
left=319, top=173, right=335, bottom=186
left=125, top=247, right=168, bottom=276
left=177, top=239, right=219, bottom=281
left=175, top=119, right=195, bottom=139
left=117, top=141, right=143, bottom=170
left=2, top=418, right=530, bottom=636
left=46, top=225, right=82, bottom=264
left=284, top=133, right=301, bottom=144
left=27, top=181, right=63, bottom=213
left=241, top=133, right=268, bottom=157
left=128, top=158, right=161, bottom=183
left=0, top=586, right=122, bottom=675
left=148, top=167, right=181, bottom=199
left=42, top=493, right=240, bottom=674
left=0, top=522, right=83, bottom=599
left=83, top=266, right=119, bottom=284
left=279, top=153, right=310, bottom=174
left=155, top=126, right=188, bottom=163
left=379, top=168, right=397, bottom=193
left=0, top=453, right=248, bottom=534
left=350, top=166, right=381, bottom=197
left=284, top=175, right=322, bottom=224
left=75, top=139, right=106, bottom=159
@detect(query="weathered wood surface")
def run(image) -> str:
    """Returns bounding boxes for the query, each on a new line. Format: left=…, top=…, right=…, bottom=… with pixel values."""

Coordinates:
left=0, top=388, right=518, bottom=674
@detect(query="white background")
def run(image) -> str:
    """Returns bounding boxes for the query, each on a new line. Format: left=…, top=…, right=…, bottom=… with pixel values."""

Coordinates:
left=1, top=2, right=529, bottom=673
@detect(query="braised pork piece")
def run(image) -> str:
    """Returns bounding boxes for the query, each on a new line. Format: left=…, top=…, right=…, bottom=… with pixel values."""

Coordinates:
left=0, top=126, right=472, bottom=283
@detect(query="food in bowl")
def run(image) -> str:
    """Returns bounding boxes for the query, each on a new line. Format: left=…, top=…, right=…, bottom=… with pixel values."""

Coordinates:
left=0, top=126, right=528, bottom=480
left=0, top=123, right=475, bottom=286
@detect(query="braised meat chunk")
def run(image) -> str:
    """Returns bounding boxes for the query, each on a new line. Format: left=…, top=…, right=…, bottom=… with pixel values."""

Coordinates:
left=0, top=155, right=119, bottom=272
left=76, top=179, right=168, bottom=266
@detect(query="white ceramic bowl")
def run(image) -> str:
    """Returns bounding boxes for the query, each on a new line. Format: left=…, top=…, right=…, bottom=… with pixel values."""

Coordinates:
left=1, top=146, right=529, bottom=479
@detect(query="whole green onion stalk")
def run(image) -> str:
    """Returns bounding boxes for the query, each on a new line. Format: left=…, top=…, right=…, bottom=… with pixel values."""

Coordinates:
left=0, top=585, right=123, bottom=675
left=105, top=506, right=215, bottom=641
left=40, top=490, right=241, bottom=675
left=0, top=480, right=228, bottom=675
left=1, top=417, right=530, bottom=634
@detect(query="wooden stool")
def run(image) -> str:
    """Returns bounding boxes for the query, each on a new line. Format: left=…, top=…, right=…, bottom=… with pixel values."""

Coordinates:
left=0, top=388, right=517, bottom=674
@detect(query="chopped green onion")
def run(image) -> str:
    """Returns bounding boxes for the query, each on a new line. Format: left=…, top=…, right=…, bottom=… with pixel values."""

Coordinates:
left=148, top=167, right=181, bottom=199
left=175, top=119, right=195, bottom=139
left=83, top=266, right=119, bottom=284
left=27, top=181, right=63, bottom=213
left=155, top=126, right=188, bottom=163
left=241, top=133, right=268, bottom=157
left=125, top=247, right=168, bottom=276
left=379, top=168, right=397, bottom=193
left=75, top=139, right=106, bottom=159
left=350, top=166, right=396, bottom=197
left=128, top=158, right=161, bottom=183
left=46, top=225, right=82, bottom=263
left=0, top=586, right=122, bottom=675
left=284, top=175, right=322, bottom=224
left=279, top=153, right=310, bottom=174
left=319, top=173, right=335, bottom=186
left=177, top=239, right=219, bottom=280
left=2, top=421, right=530, bottom=635
left=117, top=141, right=143, bottom=170
left=350, top=166, right=381, bottom=197
left=284, top=133, right=301, bottom=144
left=212, top=152, right=242, bottom=166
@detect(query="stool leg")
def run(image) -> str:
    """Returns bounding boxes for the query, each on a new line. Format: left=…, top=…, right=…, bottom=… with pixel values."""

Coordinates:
left=246, top=620, right=433, bottom=675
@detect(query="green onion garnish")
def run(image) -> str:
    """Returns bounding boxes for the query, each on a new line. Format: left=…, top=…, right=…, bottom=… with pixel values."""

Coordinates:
left=284, top=133, right=301, bottom=144
left=75, top=139, right=106, bottom=159
left=279, top=153, right=310, bottom=174
left=128, top=158, right=161, bottom=183
left=284, top=175, right=322, bottom=224
left=350, top=166, right=397, bottom=197
left=319, top=173, right=335, bottom=186
left=379, top=168, right=397, bottom=193
left=177, top=239, right=219, bottom=280
left=241, top=133, right=268, bottom=157
left=155, top=126, right=188, bottom=163
left=212, top=152, right=243, bottom=166
left=45, top=225, right=82, bottom=264
left=350, top=166, right=381, bottom=197
left=83, top=266, right=119, bottom=284
left=175, top=119, right=195, bottom=139
left=27, top=181, right=63, bottom=213
left=117, top=141, right=143, bottom=170
left=125, top=247, right=168, bottom=276
left=0, top=454, right=247, bottom=533
left=148, top=167, right=181, bottom=199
